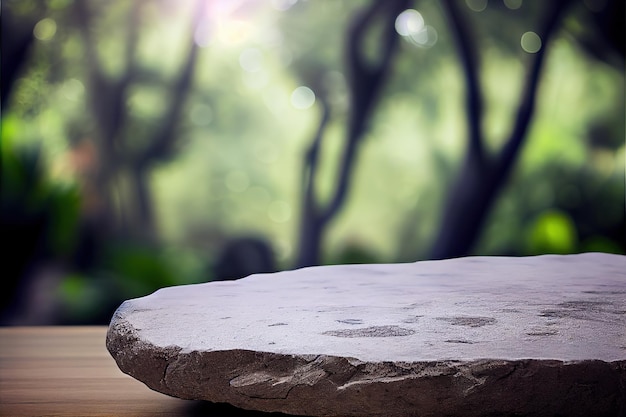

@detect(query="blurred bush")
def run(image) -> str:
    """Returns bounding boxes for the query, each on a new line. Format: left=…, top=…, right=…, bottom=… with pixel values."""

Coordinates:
left=1, top=136, right=80, bottom=322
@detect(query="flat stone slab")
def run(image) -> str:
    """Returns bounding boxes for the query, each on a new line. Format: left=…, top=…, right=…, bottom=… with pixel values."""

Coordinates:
left=107, top=253, right=626, bottom=416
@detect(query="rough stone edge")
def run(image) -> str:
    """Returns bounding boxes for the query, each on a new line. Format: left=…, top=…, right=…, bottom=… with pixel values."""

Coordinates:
left=106, top=305, right=626, bottom=417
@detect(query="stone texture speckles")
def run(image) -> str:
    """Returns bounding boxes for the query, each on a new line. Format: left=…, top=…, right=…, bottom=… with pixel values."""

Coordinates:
left=107, top=253, right=626, bottom=417
left=322, top=325, right=415, bottom=338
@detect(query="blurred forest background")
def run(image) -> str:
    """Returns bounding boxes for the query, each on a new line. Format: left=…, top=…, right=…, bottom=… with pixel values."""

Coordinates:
left=1, top=0, right=624, bottom=325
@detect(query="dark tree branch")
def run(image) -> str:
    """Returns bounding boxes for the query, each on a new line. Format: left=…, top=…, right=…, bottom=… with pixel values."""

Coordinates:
left=124, top=1, right=142, bottom=78
left=302, top=96, right=331, bottom=219
left=74, top=2, right=127, bottom=158
left=429, top=0, right=574, bottom=260
left=142, top=0, right=206, bottom=165
left=296, top=0, right=409, bottom=267
left=497, top=0, right=574, bottom=174
left=73, top=0, right=205, bottom=239
left=73, top=2, right=102, bottom=77
left=295, top=96, right=331, bottom=268
left=116, top=1, right=143, bottom=152
left=321, top=0, right=409, bottom=224
left=1, top=7, right=36, bottom=109
left=441, top=0, right=485, bottom=161
left=346, top=0, right=410, bottom=138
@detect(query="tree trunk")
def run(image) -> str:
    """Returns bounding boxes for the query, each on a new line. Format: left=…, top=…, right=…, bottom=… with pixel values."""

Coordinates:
left=430, top=0, right=573, bottom=260
left=295, top=209, right=324, bottom=268
left=294, top=0, right=408, bottom=268
left=128, top=163, right=155, bottom=242
left=430, top=154, right=499, bottom=260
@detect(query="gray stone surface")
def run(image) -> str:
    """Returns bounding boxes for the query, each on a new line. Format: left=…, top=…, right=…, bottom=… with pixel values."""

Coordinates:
left=107, top=253, right=626, bottom=416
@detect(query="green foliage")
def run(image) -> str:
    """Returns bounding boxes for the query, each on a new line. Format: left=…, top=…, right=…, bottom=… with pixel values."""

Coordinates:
left=0, top=132, right=81, bottom=319
left=0, top=134, right=81, bottom=257
left=57, top=273, right=114, bottom=323
left=526, top=210, right=577, bottom=255
left=57, top=242, right=208, bottom=323
left=3, top=0, right=624, bottom=323
left=101, top=243, right=180, bottom=297
left=328, top=242, right=380, bottom=265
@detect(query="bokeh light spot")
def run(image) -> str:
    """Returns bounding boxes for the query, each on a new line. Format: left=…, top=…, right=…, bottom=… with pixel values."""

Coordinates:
left=34, top=18, right=57, bottom=41
left=290, top=86, right=315, bottom=110
left=521, top=31, right=542, bottom=53
left=239, top=48, right=263, bottom=73
left=503, top=0, right=523, bottom=10
left=410, top=25, right=438, bottom=48
left=465, top=0, right=488, bottom=12
left=395, top=10, right=437, bottom=48
left=61, top=79, right=84, bottom=102
left=268, top=200, right=291, bottom=223
left=395, top=9, right=424, bottom=37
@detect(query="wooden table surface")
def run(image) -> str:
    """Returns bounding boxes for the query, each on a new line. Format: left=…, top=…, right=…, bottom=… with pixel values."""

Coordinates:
left=0, top=327, right=290, bottom=417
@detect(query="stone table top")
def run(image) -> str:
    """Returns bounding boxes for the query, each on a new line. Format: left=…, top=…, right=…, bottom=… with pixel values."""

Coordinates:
left=107, top=253, right=626, bottom=416
left=111, top=253, right=625, bottom=362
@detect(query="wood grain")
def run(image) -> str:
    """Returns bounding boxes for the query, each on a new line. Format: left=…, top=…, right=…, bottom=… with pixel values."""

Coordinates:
left=0, top=327, right=291, bottom=417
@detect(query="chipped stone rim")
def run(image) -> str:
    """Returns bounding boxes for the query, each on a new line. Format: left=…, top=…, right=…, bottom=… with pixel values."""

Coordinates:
left=107, top=310, right=626, bottom=417
left=106, top=254, right=626, bottom=416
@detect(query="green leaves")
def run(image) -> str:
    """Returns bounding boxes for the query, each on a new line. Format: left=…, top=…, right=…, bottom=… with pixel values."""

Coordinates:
left=526, top=209, right=577, bottom=255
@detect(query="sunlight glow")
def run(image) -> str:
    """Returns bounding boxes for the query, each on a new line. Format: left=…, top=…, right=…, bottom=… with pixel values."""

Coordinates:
left=190, top=0, right=260, bottom=47
left=194, top=20, right=212, bottom=47
left=217, top=19, right=253, bottom=45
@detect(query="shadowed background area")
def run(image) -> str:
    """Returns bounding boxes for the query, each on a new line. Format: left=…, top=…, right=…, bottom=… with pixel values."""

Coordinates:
left=1, top=0, right=624, bottom=325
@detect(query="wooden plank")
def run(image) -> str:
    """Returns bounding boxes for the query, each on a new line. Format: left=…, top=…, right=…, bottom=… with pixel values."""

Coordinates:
left=0, top=327, right=291, bottom=417
left=0, top=327, right=199, bottom=417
